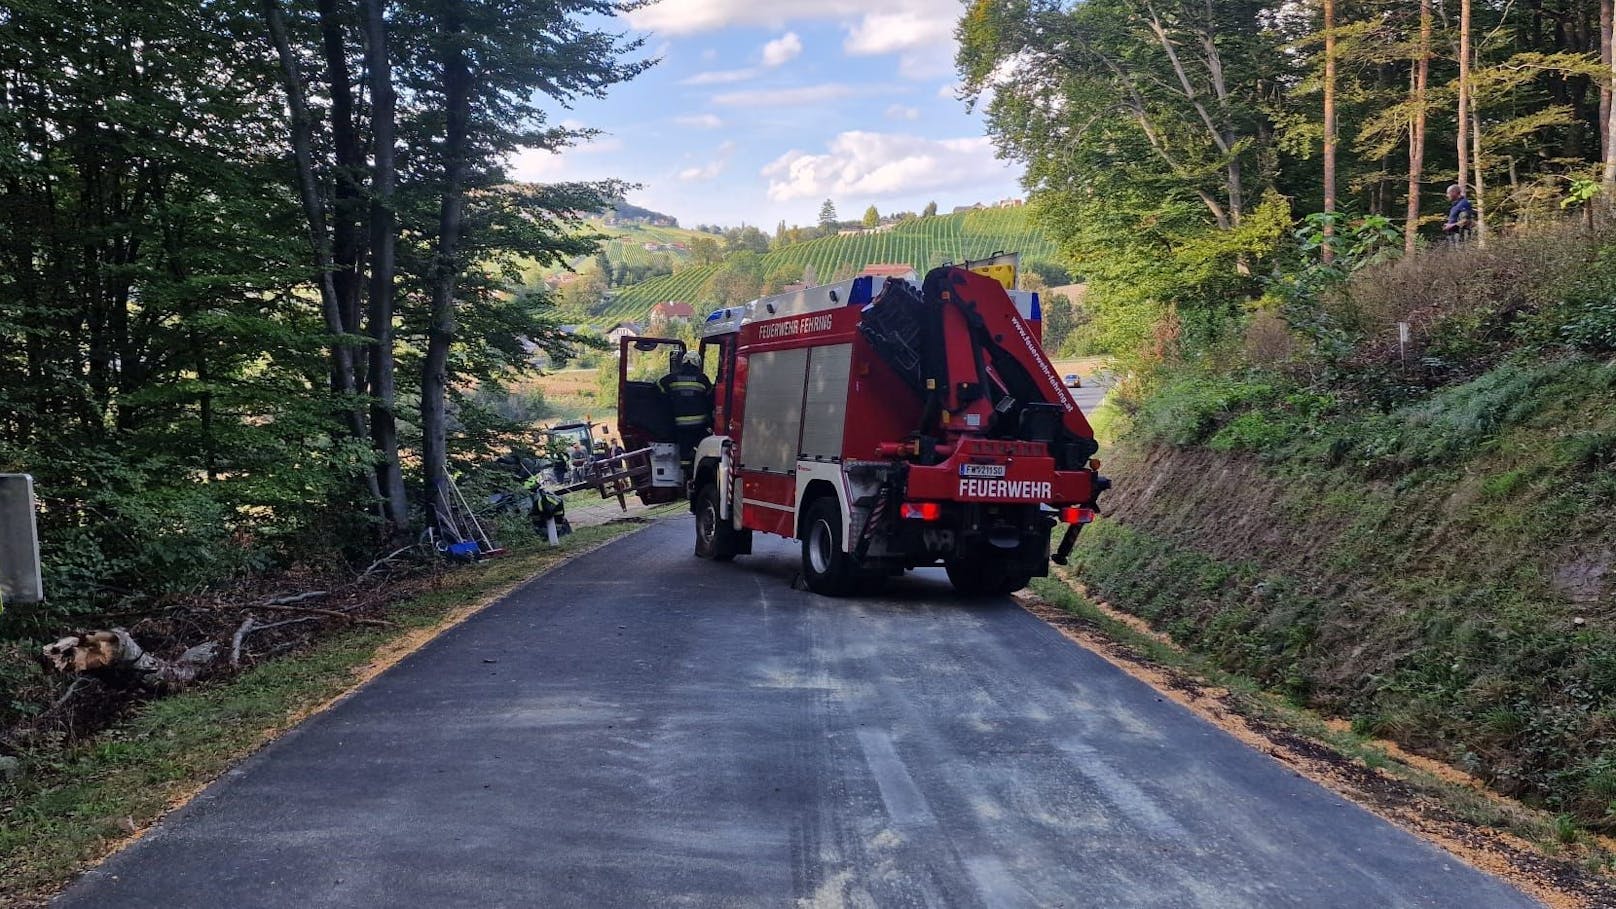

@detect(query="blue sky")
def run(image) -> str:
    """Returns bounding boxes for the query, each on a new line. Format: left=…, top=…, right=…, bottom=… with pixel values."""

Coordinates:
left=510, top=0, right=1026, bottom=229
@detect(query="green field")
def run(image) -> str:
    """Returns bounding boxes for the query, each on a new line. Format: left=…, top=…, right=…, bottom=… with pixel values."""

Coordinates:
left=590, top=206, right=1056, bottom=323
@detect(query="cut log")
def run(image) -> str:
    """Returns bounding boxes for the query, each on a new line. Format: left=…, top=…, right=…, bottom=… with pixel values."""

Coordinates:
left=42, top=629, right=218, bottom=692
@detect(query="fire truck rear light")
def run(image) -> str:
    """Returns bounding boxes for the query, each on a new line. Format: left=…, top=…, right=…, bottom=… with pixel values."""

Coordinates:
left=901, top=502, right=942, bottom=521
left=1060, top=507, right=1094, bottom=525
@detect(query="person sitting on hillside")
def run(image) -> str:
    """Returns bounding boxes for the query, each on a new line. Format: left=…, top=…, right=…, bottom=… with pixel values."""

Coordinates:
left=1443, top=184, right=1476, bottom=242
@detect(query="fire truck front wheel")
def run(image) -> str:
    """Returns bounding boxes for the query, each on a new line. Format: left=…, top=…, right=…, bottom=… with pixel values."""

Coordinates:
left=694, top=484, right=739, bottom=562
left=801, top=498, right=859, bottom=597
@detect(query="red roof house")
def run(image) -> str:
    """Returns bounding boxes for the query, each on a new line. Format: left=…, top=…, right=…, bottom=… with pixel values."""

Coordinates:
left=649, top=301, right=696, bottom=328
left=860, top=263, right=917, bottom=280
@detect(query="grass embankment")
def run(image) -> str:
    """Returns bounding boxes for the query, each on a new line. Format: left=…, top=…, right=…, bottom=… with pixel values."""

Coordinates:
left=1068, top=349, right=1616, bottom=842
left=0, top=516, right=664, bottom=904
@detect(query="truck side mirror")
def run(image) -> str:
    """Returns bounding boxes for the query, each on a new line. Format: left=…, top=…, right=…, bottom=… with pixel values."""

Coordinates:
left=0, top=474, right=44, bottom=606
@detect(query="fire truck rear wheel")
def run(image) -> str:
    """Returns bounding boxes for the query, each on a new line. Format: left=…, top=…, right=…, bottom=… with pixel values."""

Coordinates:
left=694, top=484, right=737, bottom=562
left=801, top=498, right=858, bottom=597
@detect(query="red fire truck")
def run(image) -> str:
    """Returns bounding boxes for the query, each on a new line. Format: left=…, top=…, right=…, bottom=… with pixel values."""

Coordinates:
left=618, top=259, right=1107, bottom=596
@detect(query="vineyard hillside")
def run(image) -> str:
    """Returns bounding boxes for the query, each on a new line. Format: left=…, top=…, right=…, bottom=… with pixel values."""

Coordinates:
left=589, top=206, right=1056, bottom=323
left=519, top=220, right=714, bottom=284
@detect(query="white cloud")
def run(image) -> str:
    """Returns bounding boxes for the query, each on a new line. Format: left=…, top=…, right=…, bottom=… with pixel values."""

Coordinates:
left=677, top=140, right=737, bottom=182
left=842, top=4, right=959, bottom=79
left=712, top=83, right=859, bottom=107
left=885, top=104, right=920, bottom=121
left=761, top=131, right=1013, bottom=202
left=936, top=82, right=960, bottom=100
left=681, top=32, right=802, bottom=85
left=507, top=136, right=623, bottom=182
left=761, top=32, right=803, bottom=67
left=627, top=0, right=867, bottom=35
left=681, top=68, right=757, bottom=86
left=678, top=160, right=727, bottom=181
left=674, top=113, right=725, bottom=128
left=510, top=147, right=569, bottom=182
left=627, top=0, right=958, bottom=79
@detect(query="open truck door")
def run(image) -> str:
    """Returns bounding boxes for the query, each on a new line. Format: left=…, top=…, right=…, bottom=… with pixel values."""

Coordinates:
left=618, top=336, right=689, bottom=505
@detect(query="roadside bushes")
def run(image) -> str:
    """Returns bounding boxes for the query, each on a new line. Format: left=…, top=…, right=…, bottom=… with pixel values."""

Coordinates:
left=1337, top=223, right=1608, bottom=360
left=0, top=442, right=374, bottom=641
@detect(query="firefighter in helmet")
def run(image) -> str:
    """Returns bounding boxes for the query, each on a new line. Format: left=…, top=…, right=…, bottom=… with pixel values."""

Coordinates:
left=660, top=350, right=712, bottom=465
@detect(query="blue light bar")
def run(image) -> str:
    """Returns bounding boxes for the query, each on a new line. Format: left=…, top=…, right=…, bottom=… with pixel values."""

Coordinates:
left=848, top=276, right=874, bottom=306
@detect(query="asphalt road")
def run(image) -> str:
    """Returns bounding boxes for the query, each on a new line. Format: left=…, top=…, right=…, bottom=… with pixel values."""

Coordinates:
left=1067, top=378, right=1108, bottom=416
left=58, top=520, right=1537, bottom=908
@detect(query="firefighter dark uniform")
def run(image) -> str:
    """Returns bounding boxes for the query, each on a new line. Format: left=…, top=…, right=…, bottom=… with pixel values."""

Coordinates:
left=659, top=355, right=712, bottom=463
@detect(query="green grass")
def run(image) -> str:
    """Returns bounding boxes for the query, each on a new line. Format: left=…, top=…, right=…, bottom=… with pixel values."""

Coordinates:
left=594, top=207, right=1058, bottom=322
left=1030, top=576, right=1612, bottom=870
left=1069, top=355, right=1616, bottom=829
left=0, top=517, right=667, bottom=903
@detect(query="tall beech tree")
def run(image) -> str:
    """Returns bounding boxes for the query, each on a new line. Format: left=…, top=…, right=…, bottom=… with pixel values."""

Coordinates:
left=400, top=0, right=649, bottom=523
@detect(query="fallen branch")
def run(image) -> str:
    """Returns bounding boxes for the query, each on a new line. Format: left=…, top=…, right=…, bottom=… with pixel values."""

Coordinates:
left=359, top=546, right=415, bottom=581
left=45, top=677, right=89, bottom=715
left=264, top=590, right=328, bottom=607
left=231, top=616, right=320, bottom=667
left=253, top=603, right=396, bottom=627
left=229, top=618, right=256, bottom=668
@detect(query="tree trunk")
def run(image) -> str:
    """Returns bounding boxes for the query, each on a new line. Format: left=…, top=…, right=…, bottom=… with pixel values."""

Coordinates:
left=1601, top=0, right=1612, bottom=166
left=1406, top=0, right=1432, bottom=255
left=361, top=0, right=409, bottom=533
left=1458, top=0, right=1472, bottom=192
left=1605, top=0, right=1616, bottom=198
left=421, top=0, right=474, bottom=527
left=263, top=0, right=378, bottom=500
left=316, top=0, right=366, bottom=344
left=1471, top=101, right=1488, bottom=246
left=1322, top=0, right=1337, bottom=263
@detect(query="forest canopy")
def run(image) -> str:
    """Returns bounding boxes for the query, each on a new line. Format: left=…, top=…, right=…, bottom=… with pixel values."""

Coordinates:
left=0, top=0, right=647, bottom=630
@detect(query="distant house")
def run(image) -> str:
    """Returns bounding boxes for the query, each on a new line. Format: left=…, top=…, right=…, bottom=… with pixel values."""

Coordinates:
left=606, top=321, right=645, bottom=345
left=860, top=263, right=916, bottom=280
left=649, top=301, right=696, bottom=329
left=837, top=227, right=863, bottom=236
